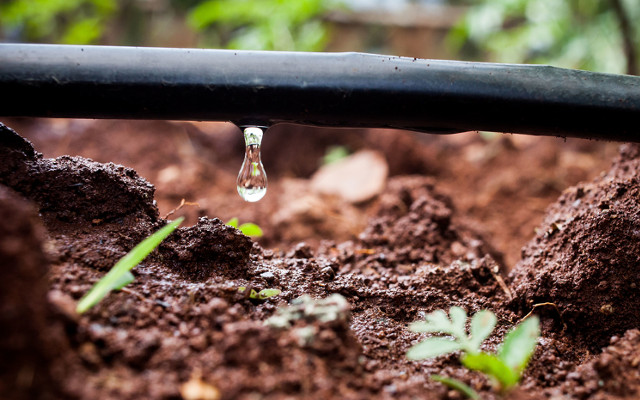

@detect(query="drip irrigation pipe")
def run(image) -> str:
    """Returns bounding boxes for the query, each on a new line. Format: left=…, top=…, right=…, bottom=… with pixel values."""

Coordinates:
left=1, top=44, right=640, bottom=142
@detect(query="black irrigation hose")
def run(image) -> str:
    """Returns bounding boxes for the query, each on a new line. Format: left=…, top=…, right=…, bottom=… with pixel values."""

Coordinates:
left=1, top=43, right=640, bottom=141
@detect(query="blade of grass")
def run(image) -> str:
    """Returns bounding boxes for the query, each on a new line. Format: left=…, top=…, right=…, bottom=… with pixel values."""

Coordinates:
left=76, top=217, right=184, bottom=314
left=111, top=270, right=135, bottom=290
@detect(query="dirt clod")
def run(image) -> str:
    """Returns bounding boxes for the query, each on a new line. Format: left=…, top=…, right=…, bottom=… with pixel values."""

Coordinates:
left=160, top=217, right=254, bottom=280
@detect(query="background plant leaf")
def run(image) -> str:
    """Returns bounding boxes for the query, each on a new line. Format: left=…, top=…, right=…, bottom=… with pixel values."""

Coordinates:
left=257, top=288, right=281, bottom=299
left=226, top=217, right=239, bottom=228
left=238, top=222, right=263, bottom=237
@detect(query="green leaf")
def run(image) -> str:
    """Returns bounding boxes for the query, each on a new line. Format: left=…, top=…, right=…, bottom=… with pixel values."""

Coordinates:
left=410, top=310, right=453, bottom=334
left=406, top=337, right=463, bottom=360
left=257, top=288, right=281, bottom=299
left=238, top=287, right=280, bottom=300
left=468, top=310, right=497, bottom=352
left=61, top=17, right=102, bottom=44
left=111, top=270, right=135, bottom=290
left=462, top=352, right=519, bottom=389
left=322, top=145, right=349, bottom=165
left=431, top=375, right=480, bottom=400
left=449, top=306, right=468, bottom=336
left=226, top=217, right=239, bottom=228
left=498, top=316, right=540, bottom=374
left=239, top=222, right=263, bottom=237
left=76, top=217, right=183, bottom=314
left=410, top=307, right=469, bottom=341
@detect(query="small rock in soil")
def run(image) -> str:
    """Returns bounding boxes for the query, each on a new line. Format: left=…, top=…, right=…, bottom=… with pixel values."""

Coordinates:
left=311, top=150, right=388, bottom=203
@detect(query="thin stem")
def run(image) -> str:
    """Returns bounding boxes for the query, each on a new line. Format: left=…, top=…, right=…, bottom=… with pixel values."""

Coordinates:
left=610, top=0, right=638, bottom=75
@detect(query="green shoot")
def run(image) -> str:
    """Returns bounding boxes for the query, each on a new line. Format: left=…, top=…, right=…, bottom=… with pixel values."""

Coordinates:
left=238, top=287, right=281, bottom=300
left=322, top=145, right=350, bottom=165
left=76, top=217, right=184, bottom=314
left=407, top=307, right=539, bottom=393
left=111, top=270, right=135, bottom=290
left=431, top=375, right=479, bottom=400
left=226, top=217, right=263, bottom=237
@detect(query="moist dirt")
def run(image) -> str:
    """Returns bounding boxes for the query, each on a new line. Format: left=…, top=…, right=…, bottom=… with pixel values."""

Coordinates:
left=0, top=119, right=638, bottom=400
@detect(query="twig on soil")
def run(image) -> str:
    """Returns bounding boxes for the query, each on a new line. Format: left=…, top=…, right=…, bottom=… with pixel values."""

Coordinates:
left=120, top=287, right=151, bottom=303
left=355, top=248, right=376, bottom=255
left=521, top=302, right=567, bottom=331
left=163, top=198, right=200, bottom=219
left=489, top=266, right=512, bottom=301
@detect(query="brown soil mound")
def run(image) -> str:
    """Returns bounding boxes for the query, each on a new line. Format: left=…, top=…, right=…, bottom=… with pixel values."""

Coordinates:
left=0, top=185, right=73, bottom=400
left=510, top=144, right=640, bottom=349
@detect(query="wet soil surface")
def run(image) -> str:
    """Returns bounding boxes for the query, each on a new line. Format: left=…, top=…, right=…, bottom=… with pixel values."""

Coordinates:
left=1, top=118, right=638, bottom=400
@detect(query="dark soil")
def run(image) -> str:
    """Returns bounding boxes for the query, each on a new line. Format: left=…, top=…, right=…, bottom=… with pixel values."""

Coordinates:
left=1, top=118, right=638, bottom=400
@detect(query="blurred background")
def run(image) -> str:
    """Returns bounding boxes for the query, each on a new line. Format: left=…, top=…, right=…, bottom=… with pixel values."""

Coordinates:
left=0, top=0, right=634, bottom=269
left=1, top=0, right=639, bottom=74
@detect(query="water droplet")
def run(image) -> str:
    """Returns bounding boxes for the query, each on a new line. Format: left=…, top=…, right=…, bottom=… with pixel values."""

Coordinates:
left=237, top=127, right=267, bottom=202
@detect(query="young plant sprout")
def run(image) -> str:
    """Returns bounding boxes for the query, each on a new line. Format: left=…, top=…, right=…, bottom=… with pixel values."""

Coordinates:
left=322, top=145, right=350, bottom=165
left=76, top=217, right=184, bottom=314
left=407, top=307, right=540, bottom=397
left=238, top=287, right=281, bottom=300
left=226, top=217, right=263, bottom=237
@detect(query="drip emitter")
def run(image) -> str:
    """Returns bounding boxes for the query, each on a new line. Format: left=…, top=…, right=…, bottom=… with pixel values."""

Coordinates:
left=2, top=44, right=640, bottom=200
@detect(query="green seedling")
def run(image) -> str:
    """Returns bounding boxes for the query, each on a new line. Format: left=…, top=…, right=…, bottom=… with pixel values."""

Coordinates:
left=76, top=217, right=184, bottom=314
left=226, top=217, right=263, bottom=237
left=238, top=287, right=281, bottom=300
left=407, top=307, right=539, bottom=396
left=266, top=294, right=349, bottom=329
left=322, top=145, right=350, bottom=165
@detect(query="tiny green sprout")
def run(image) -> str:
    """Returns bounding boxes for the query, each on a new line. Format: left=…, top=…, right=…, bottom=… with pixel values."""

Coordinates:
left=266, top=294, right=349, bottom=329
left=226, top=217, right=263, bottom=237
left=322, top=145, right=350, bottom=165
left=407, top=307, right=540, bottom=396
left=238, top=287, right=281, bottom=300
left=76, top=217, right=184, bottom=314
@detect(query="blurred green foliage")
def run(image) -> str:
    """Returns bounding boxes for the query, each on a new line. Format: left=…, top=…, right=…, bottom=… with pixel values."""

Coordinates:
left=0, top=0, right=341, bottom=51
left=187, top=0, right=341, bottom=51
left=450, top=0, right=640, bottom=74
left=0, top=0, right=116, bottom=44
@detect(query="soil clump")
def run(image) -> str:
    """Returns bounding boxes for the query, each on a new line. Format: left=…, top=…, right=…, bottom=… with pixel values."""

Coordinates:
left=510, top=144, right=640, bottom=349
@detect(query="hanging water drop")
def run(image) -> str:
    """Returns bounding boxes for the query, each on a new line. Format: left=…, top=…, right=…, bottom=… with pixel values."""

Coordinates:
left=237, top=126, right=267, bottom=202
